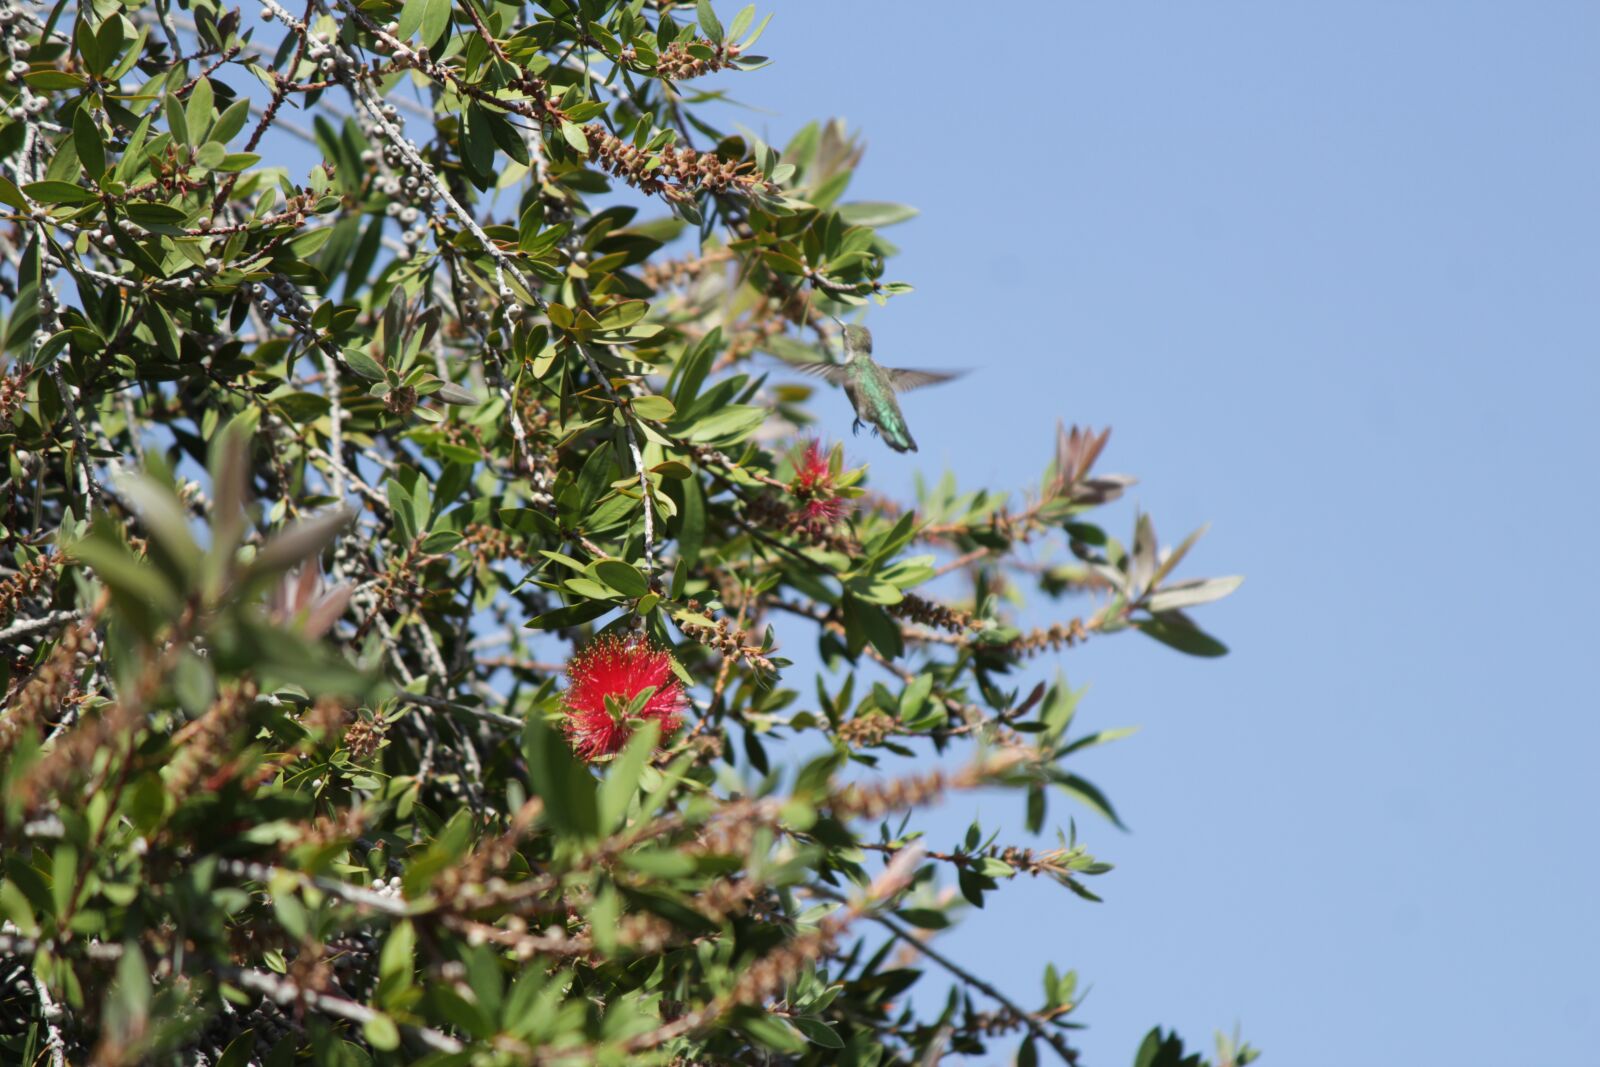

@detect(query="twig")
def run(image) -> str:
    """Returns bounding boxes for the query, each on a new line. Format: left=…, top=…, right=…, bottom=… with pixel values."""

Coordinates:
left=48, top=366, right=103, bottom=510
left=221, top=965, right=463, bottom=1054
left=814, top=886, right=1080, bottom=1064
left=217, top=858, right=412, bottom=916
left=322, top=350, right=346, bottom=503
left=0, top=609, right=80, bottom=644
left=35, top=974, right=68, bottom=1067
left=398, top=690, right=524, bottom=730
left=573, top=339, right=657, bottom=585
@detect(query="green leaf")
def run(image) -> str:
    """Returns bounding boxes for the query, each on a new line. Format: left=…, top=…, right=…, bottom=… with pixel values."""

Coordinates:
left=216, top=1031, right=258, bottom=1067
left=395, top=0, right=427, bottom=40
left=288, top=227, right=334, bottom=257
left=433, top=382, right=480, bottom=405
left=1144, top=575, right=1243, bottom=614
left=741, top=10, right=774, bottom=48
left=561, top=120, right=590, bottom=155
left=843, top=595, right=903, bottom=661
left=111, top=941, right=152, bottom=1027
left=1058, top=725, right=1140, bottom=759
left=419, top=529, right=461, bottom=553
left=897, top=673, right=933, bottom=722
left=739, top=1012, right=806, bottom=1054
left=195, top=141, right=227, bottom=169
left=1145, top=521, right=1207, bottom=590
left=681, top=404, right=767, bottom=444
left=165, top=90, right=189, bottom=146
left=599, top=721, right=659, bottom=833
left=564, top=577, right=616, bottom=601
left=594, top=559, right=649, bottom=598
left=420, top=0, right=451, bottom=46
left=26, top=70, right=87, bottom=90
left=344, top=349, right=387, bottom=381
left=460, top=104, right=496, bottom=182
left=0, top=175, right=25, bottom=211
left=77, top=17, right=107, bottom=73
left=1054, top=772, right=1126, bottom=830
left=113, top=470, right=203, bottom=581
left=22, top=180, right=97, bottom=205
left=597, top=299, right=649, bottom=330
left=379, top=919, right=416, bottom=988
left=185, top=77, right=215, bottom=143
left=1134, top=1028, right=1203, bottom=1067
left=123, top=201, right=187, bottom=226
left=72, top=110, right=107, bottom=180
left=0, top=879, right=38, bottom=937
left=362, top=1014, right=400, bottom=1051
left=94, top=16, right=125, bottom=75
left=697, top=0, right=724, bottom=43
left=976, top=857, right=1015, bottom=879
left=212, top=97, right=252, bottom=146
left=1134, top=616, right=1229, bottom=658
left=247, top=506, right=355, bottom=584
left=793, top=1016, right=845, bottom=1049
left=673, top=329, right=720, bottom=407
left=1038, top=676, right=1083, bottom=742
left=522, top=714, right=599, bottom=837
left=68, top=523, right=181, bottom=620
left=897, top=907, right=951, bottom=930
left=836, top=201, right=919, bottom=227
left=528, top=598, right=614, bottom=630
left=147, top=301, right=180, bottom=362
left=675, top=473, right=705, bottom=573
left=1065, top=521, right=1107, bottom=546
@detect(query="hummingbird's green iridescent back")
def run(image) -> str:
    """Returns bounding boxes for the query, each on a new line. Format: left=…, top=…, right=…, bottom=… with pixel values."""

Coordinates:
left=844, top=358, right=916, bottom=452
left=789, top=323, right=962, bottom=454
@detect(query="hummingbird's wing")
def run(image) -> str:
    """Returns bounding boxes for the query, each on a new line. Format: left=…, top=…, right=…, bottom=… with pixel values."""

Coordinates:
left=787, top=359, right=851, bottom=387
left=885, top=367, right=964, bottom=393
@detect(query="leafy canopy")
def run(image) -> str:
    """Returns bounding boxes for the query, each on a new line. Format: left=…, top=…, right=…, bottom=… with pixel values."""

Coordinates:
left=0, top=0, right=1251, bottom=1064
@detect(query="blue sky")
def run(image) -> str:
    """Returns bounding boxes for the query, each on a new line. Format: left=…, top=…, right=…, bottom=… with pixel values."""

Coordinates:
left=716, top=3, right=1600, bottom=1063
left=240, top=2, right=1599, bottom=1061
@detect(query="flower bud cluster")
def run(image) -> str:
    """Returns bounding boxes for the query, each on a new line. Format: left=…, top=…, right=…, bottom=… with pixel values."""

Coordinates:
left=0, top=3, right=45, bottom=121
left=356, top=101, right=437, bottom=260
left=676, top=603, right=775, bottom=673
left=0, top=621, right=94, bottom=758
left=584, top=123, right=767, bottom=203
left=656, top=38, right=743, bottom=81
left=0, top=550, right=58, bottom=623
left=302, top=31, right=358, bottom=79
left=836, top=710, right=896, bottom=748
left=889, top=592, right=976, bottom=633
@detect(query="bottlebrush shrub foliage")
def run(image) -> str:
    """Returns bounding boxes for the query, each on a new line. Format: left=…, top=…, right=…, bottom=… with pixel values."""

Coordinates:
left=0, top=0, right=1252, bottom=1064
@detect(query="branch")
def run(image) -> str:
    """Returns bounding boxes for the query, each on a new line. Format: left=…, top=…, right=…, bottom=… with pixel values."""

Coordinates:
left=574, top=339, right=658, bottom=585
left=0, top=609, right=80, bottom=645
left=221, top=965, right=463, bottom=1054
left=814, top=885, right=1080, bottom=1064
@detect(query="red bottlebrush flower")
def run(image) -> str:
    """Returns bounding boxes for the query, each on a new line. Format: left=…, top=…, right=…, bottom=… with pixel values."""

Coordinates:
left=789, top=439, right=850, bottom=534
left=561, top=634, right=687, bottom=761
left=800, top=496, right=848, bottom=530
left=792, top=439, right=833, bottom=494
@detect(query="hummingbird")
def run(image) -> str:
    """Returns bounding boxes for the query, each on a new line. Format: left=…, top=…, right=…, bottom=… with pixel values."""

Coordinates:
left=788, top=323, right=962, bottom=453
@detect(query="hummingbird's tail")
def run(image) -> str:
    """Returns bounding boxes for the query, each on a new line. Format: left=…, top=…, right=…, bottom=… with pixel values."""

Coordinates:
left=883, top=426, right=917, bottom=453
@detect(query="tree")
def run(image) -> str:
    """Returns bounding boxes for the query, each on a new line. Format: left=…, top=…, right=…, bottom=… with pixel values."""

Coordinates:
left=0, top=0, right=1251, bottom=1063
